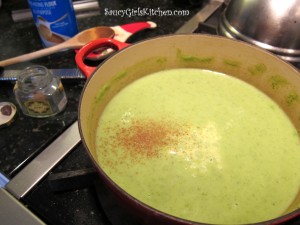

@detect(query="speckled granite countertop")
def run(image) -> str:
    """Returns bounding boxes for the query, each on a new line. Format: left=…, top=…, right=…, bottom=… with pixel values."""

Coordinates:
left=0, top=0, right=203, bottom=178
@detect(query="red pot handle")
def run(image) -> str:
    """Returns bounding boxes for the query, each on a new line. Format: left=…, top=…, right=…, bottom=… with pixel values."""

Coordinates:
left=75, top=38, right=130, bottom=78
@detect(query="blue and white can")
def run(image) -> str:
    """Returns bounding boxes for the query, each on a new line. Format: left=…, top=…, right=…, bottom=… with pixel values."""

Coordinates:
left=27, top=0, right=78, bottom=47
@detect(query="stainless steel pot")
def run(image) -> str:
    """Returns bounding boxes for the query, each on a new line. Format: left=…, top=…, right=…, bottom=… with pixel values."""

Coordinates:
left=218, top=0, right=300, bottom=63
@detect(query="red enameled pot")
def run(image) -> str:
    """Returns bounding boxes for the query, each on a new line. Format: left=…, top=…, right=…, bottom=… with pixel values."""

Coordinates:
left=76, top=34, right=300, bottom=225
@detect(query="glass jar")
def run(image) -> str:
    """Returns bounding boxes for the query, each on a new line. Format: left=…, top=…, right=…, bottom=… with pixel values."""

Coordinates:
left=14, top=65, right=67, bottom=118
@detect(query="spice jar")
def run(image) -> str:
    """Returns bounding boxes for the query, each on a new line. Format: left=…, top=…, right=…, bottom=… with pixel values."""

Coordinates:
left=14, top=65, right=67, bottom=118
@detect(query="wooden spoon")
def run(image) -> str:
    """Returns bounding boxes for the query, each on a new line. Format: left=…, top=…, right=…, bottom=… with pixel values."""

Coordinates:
left=0, top=26, right=115, bottom=67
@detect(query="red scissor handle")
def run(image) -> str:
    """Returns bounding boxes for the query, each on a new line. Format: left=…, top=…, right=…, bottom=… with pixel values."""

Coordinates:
left=75, top=38, right=130, bottom=78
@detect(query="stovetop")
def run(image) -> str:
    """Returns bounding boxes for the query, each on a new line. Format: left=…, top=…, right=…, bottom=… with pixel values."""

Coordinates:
left=1, top=1, right=300, bottom=225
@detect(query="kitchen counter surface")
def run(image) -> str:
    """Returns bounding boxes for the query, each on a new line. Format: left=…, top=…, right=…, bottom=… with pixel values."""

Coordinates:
left=0, top=0, right=203, bottom=178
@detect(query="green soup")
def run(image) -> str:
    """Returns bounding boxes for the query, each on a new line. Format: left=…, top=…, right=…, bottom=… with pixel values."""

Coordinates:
left=95, top=68, right=300, bottom=224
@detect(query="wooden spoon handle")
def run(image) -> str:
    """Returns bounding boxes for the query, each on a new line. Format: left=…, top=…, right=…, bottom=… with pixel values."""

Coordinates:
left=0, top=41, right=78, bottom=67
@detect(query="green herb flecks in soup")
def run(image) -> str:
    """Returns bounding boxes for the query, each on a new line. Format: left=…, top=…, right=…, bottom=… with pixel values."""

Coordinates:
left=95, top=68, right=300, bottom=224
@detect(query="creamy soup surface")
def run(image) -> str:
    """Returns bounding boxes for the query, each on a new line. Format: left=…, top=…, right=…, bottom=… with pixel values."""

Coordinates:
left=95, top=68, right=300, bottom=224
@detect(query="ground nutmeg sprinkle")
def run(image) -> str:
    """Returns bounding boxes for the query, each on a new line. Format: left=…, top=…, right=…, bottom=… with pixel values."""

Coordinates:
left=114, top=119, right=182, bottom=158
